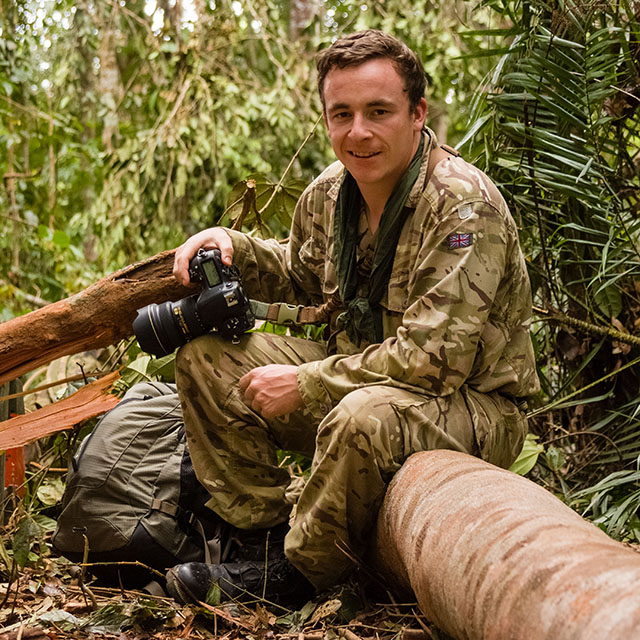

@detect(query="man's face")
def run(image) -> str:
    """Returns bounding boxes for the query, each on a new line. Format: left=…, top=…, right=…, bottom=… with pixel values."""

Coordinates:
left=322, top=58, right=427, bottom=196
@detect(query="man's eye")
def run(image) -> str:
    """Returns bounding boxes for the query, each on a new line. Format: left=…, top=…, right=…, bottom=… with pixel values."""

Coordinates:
left=334, top=112, right=350, bottom=119
left=372, top=109, right=388, bottom=116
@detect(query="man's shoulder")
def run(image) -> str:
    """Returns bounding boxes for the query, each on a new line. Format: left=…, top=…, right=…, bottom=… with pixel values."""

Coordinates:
left=428, top=154, right=507, bottom=211
left=297, top=160, right=344, bottom=210
left=421, top=153, right=516, bottom=231
left=307, top=160, right=344, bottom=191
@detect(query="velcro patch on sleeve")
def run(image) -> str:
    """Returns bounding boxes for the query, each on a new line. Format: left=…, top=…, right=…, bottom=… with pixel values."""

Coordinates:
left=458, top=203, right=474, bottom=220
left=448, top=232, right=473, bottom=249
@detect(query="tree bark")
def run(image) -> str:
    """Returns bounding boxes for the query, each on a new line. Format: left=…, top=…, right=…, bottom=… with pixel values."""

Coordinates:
left=0, top=250, right=195, bottom=387
left=375, top=450, right=640, bottom=640
left=289, top=0, right=317, bottom=39
left=6, top=121, right=20, bottom=273
left=97, top=1, right=123, bottom=152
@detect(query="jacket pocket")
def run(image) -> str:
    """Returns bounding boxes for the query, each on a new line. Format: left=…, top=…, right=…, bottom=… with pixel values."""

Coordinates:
left=463, top=387, right=527, bottom=469
left=298, top=237, right=337, bottom=296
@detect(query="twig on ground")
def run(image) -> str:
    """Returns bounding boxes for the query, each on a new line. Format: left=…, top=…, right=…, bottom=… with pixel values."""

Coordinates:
left=197, top=601, right=256, bottom=631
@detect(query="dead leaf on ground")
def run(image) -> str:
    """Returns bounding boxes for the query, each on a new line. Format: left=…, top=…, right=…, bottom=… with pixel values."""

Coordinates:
left=309, top=598, right=342, bottom=625
left=0, top=627, right=51, bottom=640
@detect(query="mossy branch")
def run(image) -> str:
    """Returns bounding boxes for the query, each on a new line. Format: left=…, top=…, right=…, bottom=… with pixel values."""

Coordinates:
left=534, top=307, right=640, bottom=347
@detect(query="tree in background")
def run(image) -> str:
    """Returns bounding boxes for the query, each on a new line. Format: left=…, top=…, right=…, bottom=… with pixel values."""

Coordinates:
left=0, top=0, right=490, bottom=317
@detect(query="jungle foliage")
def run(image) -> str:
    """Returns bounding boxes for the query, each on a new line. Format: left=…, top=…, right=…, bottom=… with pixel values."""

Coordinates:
left=461, top=0, right=640, bottom=538
left=0, top=0, right=486, bottom=311
left=1, top=0, right=640, bottom=575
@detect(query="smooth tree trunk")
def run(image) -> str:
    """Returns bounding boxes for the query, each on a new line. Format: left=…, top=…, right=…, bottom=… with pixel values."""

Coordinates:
left=375, top=450, right=640, bottom=640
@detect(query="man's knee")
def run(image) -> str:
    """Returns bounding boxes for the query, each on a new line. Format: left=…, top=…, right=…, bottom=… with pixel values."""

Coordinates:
left=316, top=388, right=405, bottom=470
left=318, top=387, right=479, bottom=465
left=334, top=387, right=399, bottom=421
left=465, top=390, right=527, bottom=468
left=175, top=335, right=235, bottom=416
left=176, top=334, right=219, bottom=375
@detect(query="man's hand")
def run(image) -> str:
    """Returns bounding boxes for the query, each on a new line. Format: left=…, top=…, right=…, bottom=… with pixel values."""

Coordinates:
left=239, top=365, right=304, bottom=419
left=173, top=227, right=234, bottom=286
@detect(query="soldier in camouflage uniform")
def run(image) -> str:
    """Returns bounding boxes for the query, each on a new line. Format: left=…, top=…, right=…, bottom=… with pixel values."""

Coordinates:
left=166, top=30, right=540, bottom=604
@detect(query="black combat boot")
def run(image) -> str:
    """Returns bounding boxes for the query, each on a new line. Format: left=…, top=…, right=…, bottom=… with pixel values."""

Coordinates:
left=166, top=554, right=312, bottom=606
left=167, top=523, right=313, bottom=606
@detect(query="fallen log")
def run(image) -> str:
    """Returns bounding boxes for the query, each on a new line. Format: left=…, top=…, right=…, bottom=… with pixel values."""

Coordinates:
left=0, top=371, right=120, bottom=450
left=0, top=250, right=195, bottom=386
left=375, top=450, right=640, bottom=640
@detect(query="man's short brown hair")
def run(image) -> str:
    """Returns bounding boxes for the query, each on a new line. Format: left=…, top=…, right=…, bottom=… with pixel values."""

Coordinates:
left=316, top=30, right=427, bottom=110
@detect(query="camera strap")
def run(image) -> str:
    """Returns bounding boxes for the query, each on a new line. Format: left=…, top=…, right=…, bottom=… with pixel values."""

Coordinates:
left=250, top=294, right=342, bottom=327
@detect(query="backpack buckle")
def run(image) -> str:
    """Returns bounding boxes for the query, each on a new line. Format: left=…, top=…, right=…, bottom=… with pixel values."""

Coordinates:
left=276, top=304, right=302, bottom=326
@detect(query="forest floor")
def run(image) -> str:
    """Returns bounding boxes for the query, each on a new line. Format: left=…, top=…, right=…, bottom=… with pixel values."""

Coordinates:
left=0, top=557, right=439, bottom=640
left=0, top=358, right=442, bottom=640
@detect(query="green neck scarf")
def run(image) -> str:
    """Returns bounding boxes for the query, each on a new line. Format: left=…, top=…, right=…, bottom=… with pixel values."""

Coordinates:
left=333, top=135, right=425, bottom=346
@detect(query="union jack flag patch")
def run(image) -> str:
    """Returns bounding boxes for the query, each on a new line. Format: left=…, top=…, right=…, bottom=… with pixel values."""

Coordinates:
left=448, top=232, right=473, bottom=249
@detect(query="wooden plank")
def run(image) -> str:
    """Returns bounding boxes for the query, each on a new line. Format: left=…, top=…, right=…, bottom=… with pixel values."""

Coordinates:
left=0, top=382, right=7, bottom=514
left=0, top=371, right=120, bottom=450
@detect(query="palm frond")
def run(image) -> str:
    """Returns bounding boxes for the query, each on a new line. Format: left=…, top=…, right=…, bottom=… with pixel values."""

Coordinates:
left=462, top=0, right=640, bottom=536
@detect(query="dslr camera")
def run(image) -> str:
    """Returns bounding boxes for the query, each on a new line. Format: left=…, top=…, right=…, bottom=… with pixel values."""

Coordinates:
left=133, top=248, right=255, bottom=356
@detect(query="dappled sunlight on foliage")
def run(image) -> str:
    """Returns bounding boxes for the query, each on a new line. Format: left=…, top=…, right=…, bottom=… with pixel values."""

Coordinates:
left=0, top=0, right=494, bottom=315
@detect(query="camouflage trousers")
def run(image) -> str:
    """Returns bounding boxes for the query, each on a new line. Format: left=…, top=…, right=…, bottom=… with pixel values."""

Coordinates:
left=175, top=331, right=526, bottom=590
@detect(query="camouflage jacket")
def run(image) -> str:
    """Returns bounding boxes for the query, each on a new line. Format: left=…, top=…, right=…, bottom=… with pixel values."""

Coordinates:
left=228, top=129, right=540, bottom=421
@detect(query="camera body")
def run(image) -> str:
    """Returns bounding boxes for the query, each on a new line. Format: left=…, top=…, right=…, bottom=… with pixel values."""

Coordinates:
left=133, top=248, right=255, bottom=357
left=187, top=248, right=255, bottom=338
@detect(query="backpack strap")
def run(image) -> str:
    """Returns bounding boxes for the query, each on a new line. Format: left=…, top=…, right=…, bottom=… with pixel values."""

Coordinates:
left=152, top=498, right=181, bottom=518
left=151, top=498, right=212, bottom=564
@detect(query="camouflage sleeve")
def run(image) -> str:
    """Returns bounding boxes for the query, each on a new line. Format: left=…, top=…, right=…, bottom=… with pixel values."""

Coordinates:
left=296, top=198, right=516, bottom=420
left=223, top=183, right=325, bottom=305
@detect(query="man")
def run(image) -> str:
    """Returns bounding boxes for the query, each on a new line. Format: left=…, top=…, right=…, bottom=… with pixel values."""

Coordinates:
left=166, top=30, right=540, bottom=605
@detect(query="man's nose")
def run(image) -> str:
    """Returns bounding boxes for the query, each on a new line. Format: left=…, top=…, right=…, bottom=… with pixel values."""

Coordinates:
left=349, top=113, right=372, bottom=140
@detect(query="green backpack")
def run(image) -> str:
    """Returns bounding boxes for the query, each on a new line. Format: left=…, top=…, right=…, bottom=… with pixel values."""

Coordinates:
left=52, top=381, right=220, bottom=588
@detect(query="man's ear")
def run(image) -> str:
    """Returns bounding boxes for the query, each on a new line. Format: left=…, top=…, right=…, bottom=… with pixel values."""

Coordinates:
left=413, top=98, right=428, bottom=130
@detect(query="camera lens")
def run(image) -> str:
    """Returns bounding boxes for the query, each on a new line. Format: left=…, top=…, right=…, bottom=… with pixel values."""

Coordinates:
left=133, top=294, right=206, bottom=357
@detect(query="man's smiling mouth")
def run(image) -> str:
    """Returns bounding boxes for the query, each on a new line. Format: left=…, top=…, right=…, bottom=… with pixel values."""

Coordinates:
left=350, top=151, right=380, bottom=158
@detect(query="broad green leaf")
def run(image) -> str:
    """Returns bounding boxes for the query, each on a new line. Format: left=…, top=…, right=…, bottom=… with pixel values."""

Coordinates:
left=146, top=352, right=177, bottom=381
left=205, top=581, right=221, bottom=606
left=52, top=230, right=70, bottom=248
left=509, top=434, right=544, bottom=476
left=32, top=514, right=58, bottom=533
left=594, top=285, right=622, bottom=318
left=39, top=610, right=83, bottom=629
left=37, top=477, right=66, bottom=506
left=12, top=517, right=42, bottom=567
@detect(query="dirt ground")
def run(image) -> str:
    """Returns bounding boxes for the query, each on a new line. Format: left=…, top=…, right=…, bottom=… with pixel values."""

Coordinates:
left=0, top=558, right=439, bottom=640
